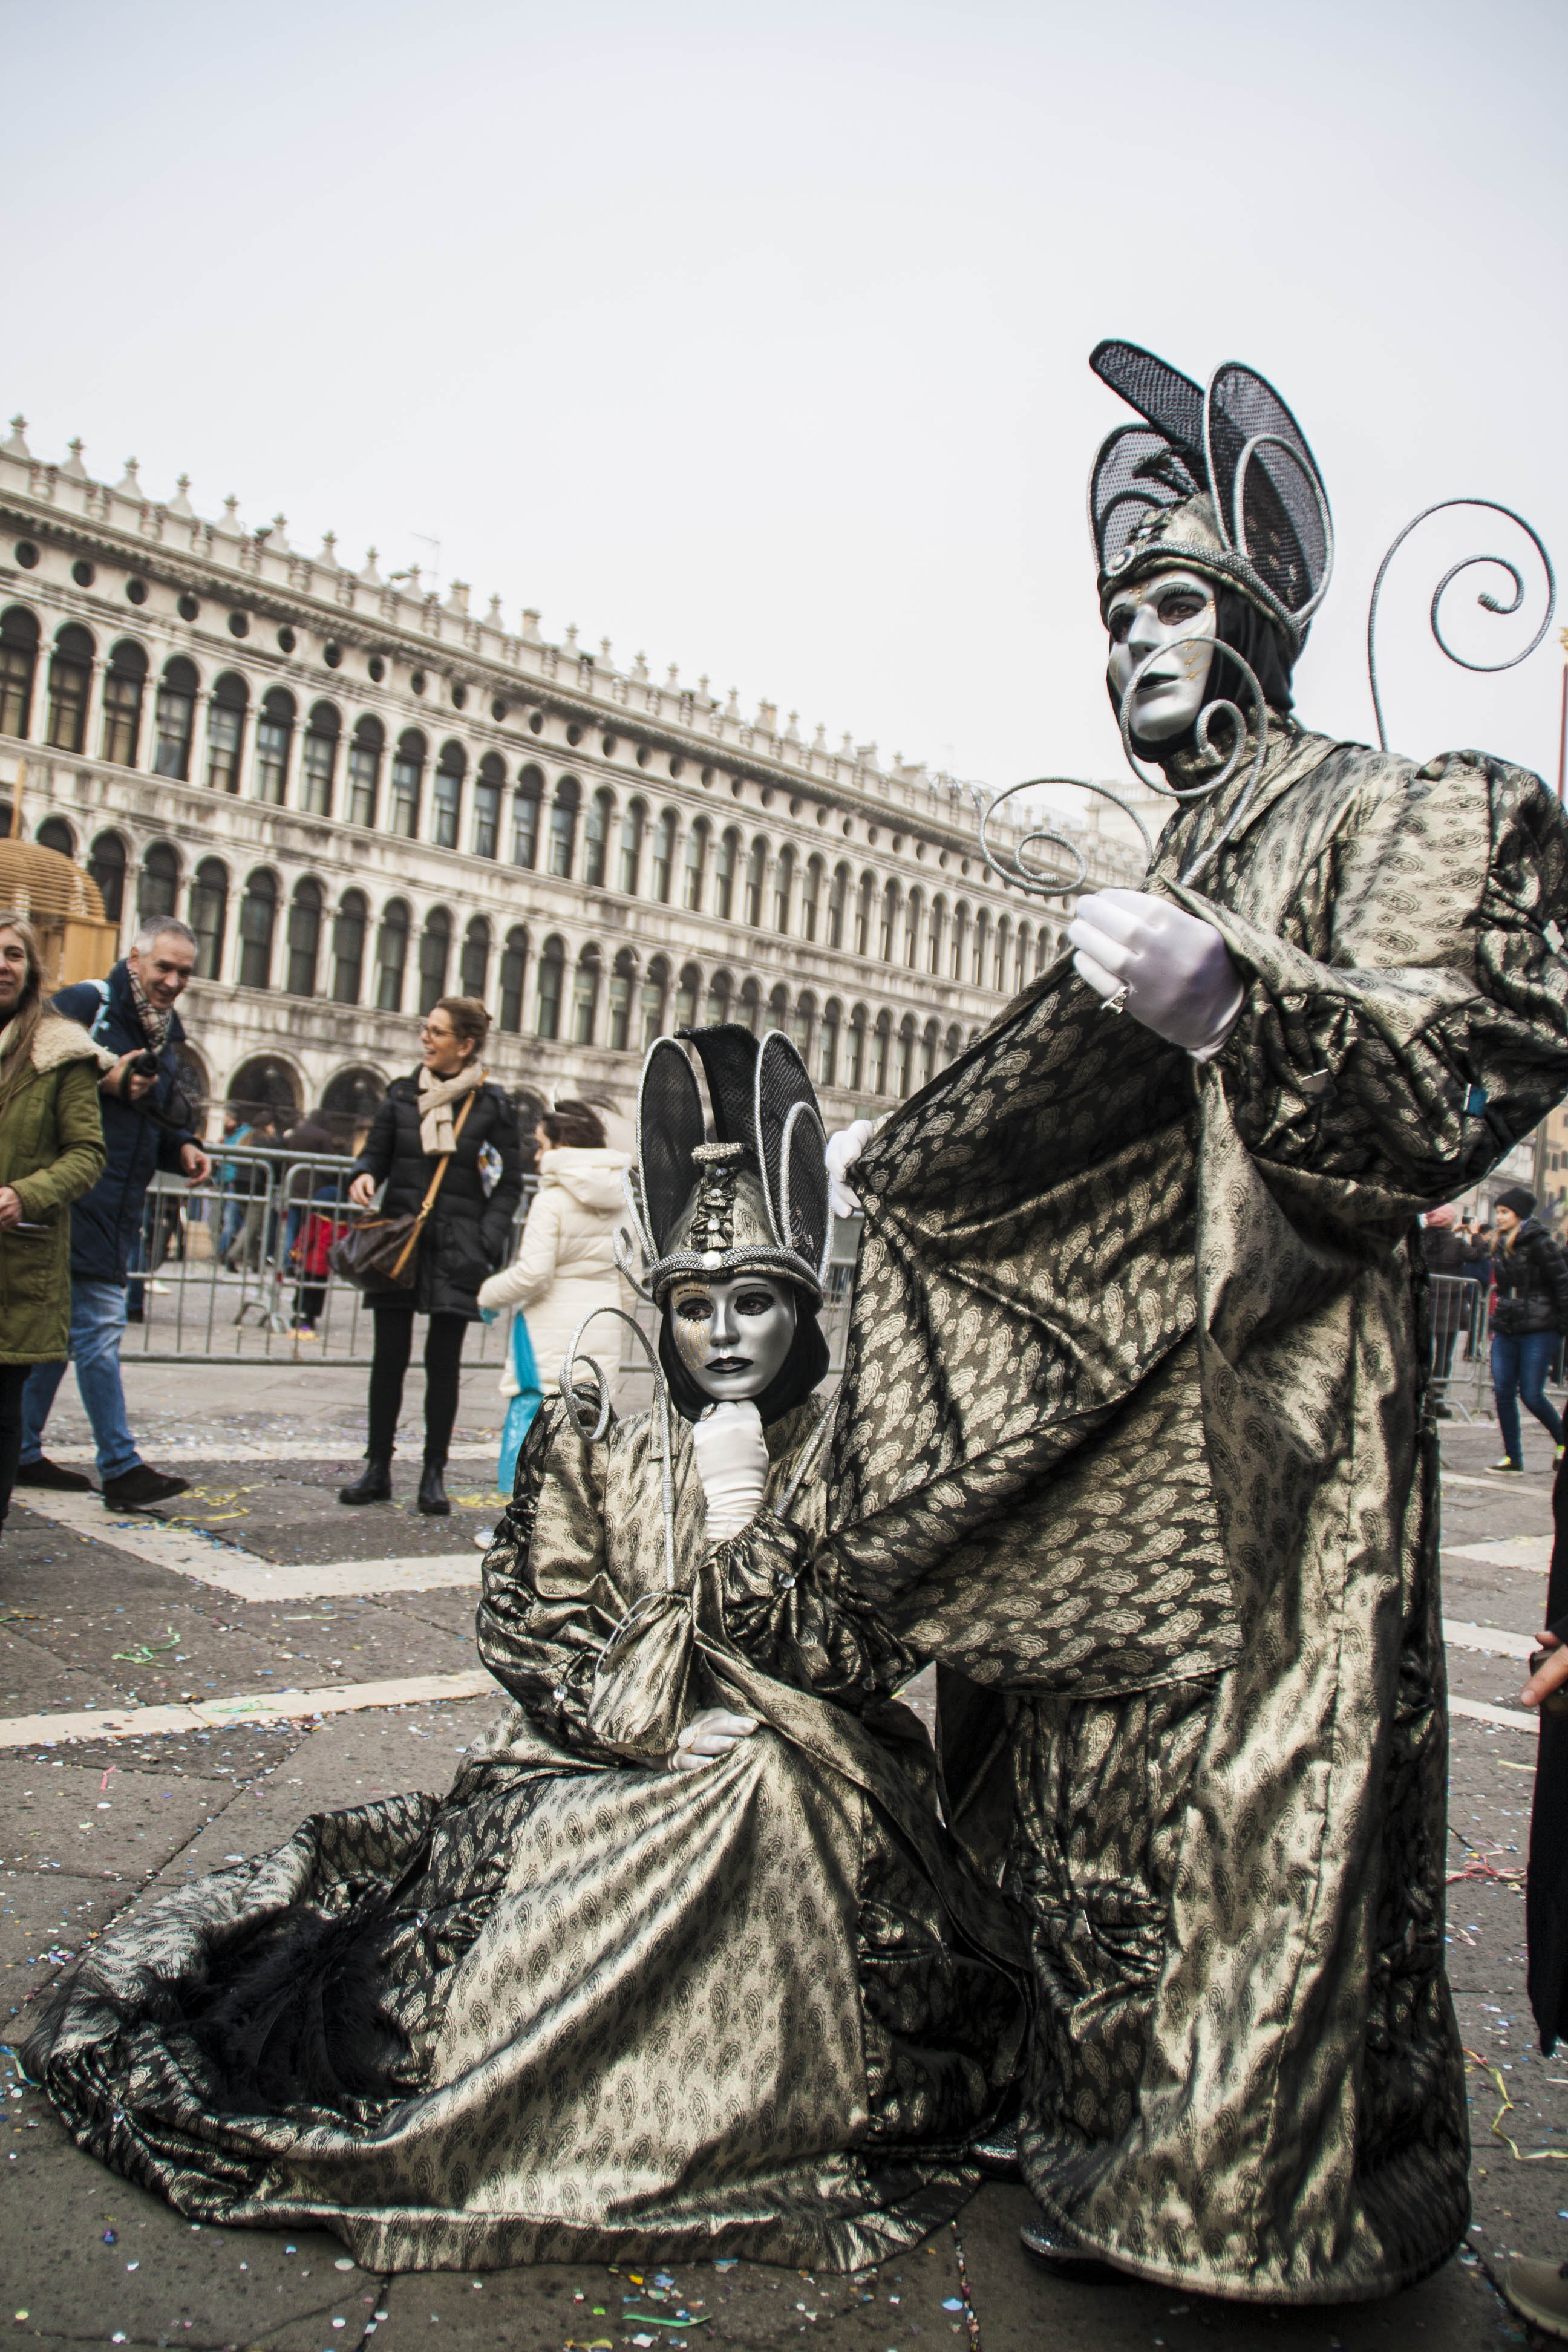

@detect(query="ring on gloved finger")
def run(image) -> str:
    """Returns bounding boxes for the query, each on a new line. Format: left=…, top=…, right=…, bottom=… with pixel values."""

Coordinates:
left=1100, top=984, right=1131, bottom=1016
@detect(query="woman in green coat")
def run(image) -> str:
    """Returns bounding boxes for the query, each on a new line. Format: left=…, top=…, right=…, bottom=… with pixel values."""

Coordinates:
left=0, top=913, right=107, bottom=1534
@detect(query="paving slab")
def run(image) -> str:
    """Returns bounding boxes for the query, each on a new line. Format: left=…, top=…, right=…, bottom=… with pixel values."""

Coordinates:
left=0, top=1872, right=131, bottom=2014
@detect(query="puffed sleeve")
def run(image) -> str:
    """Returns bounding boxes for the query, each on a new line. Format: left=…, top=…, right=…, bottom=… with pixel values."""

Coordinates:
left=475, top=1394, right=630, bottom=1757
left=1180, top=750, right=1568, bottom=1201
left=716, top=1505, right=920, bottom=1712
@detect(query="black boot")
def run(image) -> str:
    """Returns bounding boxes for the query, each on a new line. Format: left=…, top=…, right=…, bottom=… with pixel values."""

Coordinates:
left=417, top=1462, right=451, bottom=1517
left=339, top=1454, right=393, bottom=1504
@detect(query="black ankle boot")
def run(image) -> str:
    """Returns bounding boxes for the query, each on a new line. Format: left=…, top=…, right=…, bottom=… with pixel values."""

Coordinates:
left=417, top=1463, right=451, bottom=1516
left=339, top=1454, right=393, bottom=1504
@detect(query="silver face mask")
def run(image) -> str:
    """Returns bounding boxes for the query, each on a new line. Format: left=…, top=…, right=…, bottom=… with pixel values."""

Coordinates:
left=1105, top=568, right=1217, bottom=744
left=667, top=1274, right=798, bottom=1403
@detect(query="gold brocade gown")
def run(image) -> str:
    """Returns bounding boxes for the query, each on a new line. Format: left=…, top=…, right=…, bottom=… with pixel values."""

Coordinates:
left=25, top=1393, right=1025, bottom=2273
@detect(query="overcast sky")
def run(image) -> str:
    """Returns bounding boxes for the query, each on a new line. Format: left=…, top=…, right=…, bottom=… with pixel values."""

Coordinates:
left=5, top=0, right=1564, bottom=811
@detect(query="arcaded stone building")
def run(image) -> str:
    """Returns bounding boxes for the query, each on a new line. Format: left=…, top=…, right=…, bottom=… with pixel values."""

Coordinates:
left=0, top=417, right=1148, bottom=1141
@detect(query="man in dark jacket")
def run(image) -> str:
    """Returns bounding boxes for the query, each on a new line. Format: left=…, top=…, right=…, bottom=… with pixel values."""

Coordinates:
left=16, top=922, right=212, bottom=1506
left=1489, top=1184, right=1568, bottom=1474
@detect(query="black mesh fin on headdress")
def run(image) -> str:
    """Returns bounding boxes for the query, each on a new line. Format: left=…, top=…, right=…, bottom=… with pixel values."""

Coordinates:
left=780, top=1100, right=830, bottom=1280
left=637, top=1039, right=707, bottom=1255
left=679, top=1022, right=761, bottom=1148
left=1090, top=341, right=1207, bottom=468
left=754, top=1031, right=825, bottom=1265
left=1090, top=423, right=1203, bottom=575
left=1205, top=362, right=1331, bottom=619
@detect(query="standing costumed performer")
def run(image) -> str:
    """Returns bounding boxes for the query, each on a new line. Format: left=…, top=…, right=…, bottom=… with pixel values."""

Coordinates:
left=821, top=342, right=1568, bottom=2302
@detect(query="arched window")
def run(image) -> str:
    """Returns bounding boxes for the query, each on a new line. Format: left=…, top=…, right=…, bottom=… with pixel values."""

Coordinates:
left=301, top=702, right=341, bottom=816
left=791, top=989, right=815, bottom=1062
left=950, top=901, right=970, bottom=983
left=744, top=836, right=768, bottom=927
left=0, top=607, right=40, bottom=739
left=972, top=908, right=991, bottom=988
left=828, top=863, right=849, bottom=950
left=1036, top=927, right=1053, bottom=975
left=137, top=840, right=180, bottom=922
left=704, top=969, right=733, bottom=1027
left=498, top=926, right=529, bottom=1032
left=945, top=1022, right=962, bottom=1067
left=536, top=935, right=566, bottom=1039
left=472, top=752, right=503, bottom=858
left=47, top=624, right=94, bottom=753
left=683, top=817, right=709, bottom=913
left=189, top=857, right=228, bottom=980
left=418, top=906, right=452, bottom=1014
left=286, top=877, right=322, bottom=995
left=206, top=672, right=249, bottom=793
left=846, top=1005, right=867, bottom=1093
left=100, top=639, right=147, bottom=768
left=818, top=999, right=841, bottom=1089
left=36, top=815, right=74, bottom=856
left=674, top=962, right=701, bottom=1030
left=878, top=878, right=898, bottom=961
left=801, top=854, right=823, bottom=942
left=639, top=953, right=668, bottom=1051
left=927, top=894, right=947, bottom=976
left=904, top=887, right=923, bottom=969
left=460, top=913, right=490, bottom=998
left=238, top=868, right=278, bottom=988
left=513, top=765, right=543, bottom=868
left=994, top=914, right=1012, bottom=993
left=254, top=686, right=295, bottom=805
left=768, top=981, right=789, bottom=1033
left=650, top=809, right=676, bottom=904
left=897, top=1013, right=917, bottom=1098
left=871, top=1009, right=893, bottom=1095
left=609, top=946, right=636, bottom=1049
left=1016, top=923, right=1032, bottom=993
left=920, top=1018, right=939, bottom=1089
left=332, top=889, right=367, bottom=1004
left=88, top=831, right=126, bottom=921
left=376, top=899, right=410, bottom=1011
left=584, top=786, right=613, bottom=887
left=619, top=799, right=645, bottom=894
left=572, top=943, right=601, bottom=1045
left=713, top=826, right=739, bottom=920
left=432, top=740, right=465, bottom=848
left=739, top=976, right=762, bottom=1035
left=348, top=714, right=384, bottom=827
left=391, top=730, right=425, bottom=838
left=152, top=656, right=197, bottom=779
left=854, top=872, right=875, bottom=957
left=773, top=844, right=795, bottom=933
left=549, top=776, right=580, bottom=878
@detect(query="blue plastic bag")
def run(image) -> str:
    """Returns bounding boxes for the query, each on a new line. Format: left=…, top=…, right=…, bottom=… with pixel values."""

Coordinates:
left=497, top=1312, right=544, bottom=1497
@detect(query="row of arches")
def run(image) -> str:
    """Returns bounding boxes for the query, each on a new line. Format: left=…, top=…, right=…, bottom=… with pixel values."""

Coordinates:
left=2, top=606, right=1053, bottom=986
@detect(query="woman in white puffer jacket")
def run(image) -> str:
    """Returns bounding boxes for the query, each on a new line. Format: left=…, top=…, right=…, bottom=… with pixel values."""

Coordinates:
left=477, top=1100, right=630, bottom=1419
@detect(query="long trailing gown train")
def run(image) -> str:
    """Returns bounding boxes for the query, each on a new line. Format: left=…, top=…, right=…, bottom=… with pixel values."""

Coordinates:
left=23, top=1390, right=1025, bottom=2272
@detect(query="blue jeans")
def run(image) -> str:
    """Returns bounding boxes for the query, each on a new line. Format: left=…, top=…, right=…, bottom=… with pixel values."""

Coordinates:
left=1491, top=1328, right=1564, bottom=1466
left=20, top=1280, right=142, bottom=1483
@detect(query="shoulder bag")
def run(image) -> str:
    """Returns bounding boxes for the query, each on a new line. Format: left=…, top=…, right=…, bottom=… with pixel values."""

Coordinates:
left=330, top=1093, right=476, bottom=1294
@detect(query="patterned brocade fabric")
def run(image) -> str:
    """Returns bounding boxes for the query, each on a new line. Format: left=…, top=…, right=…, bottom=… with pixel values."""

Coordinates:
left=826, top=718, right=1568, bottom=2303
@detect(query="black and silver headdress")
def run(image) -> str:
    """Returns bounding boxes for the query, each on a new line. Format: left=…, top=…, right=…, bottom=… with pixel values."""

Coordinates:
left=624, top=1024, right=830, bottom=1305
left=1089, top=339, right=1333, bottom=656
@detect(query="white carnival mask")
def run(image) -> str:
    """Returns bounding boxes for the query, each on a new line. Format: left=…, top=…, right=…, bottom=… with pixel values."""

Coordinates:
left=1105, top=568, right=1217, bottom=744
left=667, top=1273, right=797, bottom=1402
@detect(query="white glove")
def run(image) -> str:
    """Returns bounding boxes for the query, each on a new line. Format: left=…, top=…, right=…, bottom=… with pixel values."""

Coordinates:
left=1067, top=888, right=1244, bottom=1060
left=690, top=1399, right=771, bottom=1543
left=668, top=1707, right=759, bottom=1772
left=825, top=1119, right=876, bottom=1218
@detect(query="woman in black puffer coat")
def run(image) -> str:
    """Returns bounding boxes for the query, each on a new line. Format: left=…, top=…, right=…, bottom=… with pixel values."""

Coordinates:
left=340, top=997, right=523, bottom=1514
left=1488, top=1183, right=1568, bottom=1474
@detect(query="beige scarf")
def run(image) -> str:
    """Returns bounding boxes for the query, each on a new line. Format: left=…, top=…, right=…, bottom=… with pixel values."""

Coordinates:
left=417, top=1060, right=485, bottom=1156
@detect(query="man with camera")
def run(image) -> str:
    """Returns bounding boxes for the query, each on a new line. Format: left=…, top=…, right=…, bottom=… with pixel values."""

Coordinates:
left=15, top=920, right=212, bottom=1508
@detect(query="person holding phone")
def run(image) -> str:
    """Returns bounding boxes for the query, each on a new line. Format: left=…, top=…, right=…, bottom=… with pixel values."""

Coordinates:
left=0, top=912, right=106, bottom=1535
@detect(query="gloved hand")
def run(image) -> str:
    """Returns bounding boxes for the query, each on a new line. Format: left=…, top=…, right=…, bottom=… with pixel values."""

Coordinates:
left=1067, top=888, right=1244, bottom=1060
left=690, top=1399, right=771, bottom=1543
left=825, top=1119, right=877, bottom=1218
left=668, top=1707, right=760, bottom=1772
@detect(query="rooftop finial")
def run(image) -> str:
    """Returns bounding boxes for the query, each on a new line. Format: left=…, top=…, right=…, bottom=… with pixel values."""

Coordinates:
left=268, top=513, right=291, bottom=552
left=61, top=438, right=89, bottom=481
left=168, top=473, right=195, bottom=518
left=2, top=416, right=30, bottom=460
left=116, top=457, right=142, bottom=496
left=359, top=546, right=384, bottom=586
left=318, top=530, right=338, bottom=568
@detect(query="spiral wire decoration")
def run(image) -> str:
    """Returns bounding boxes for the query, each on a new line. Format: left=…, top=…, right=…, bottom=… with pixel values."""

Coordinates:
left=559, top=1304, right=678, bottom=1590
left=975, top=632, right=1269, bottom=900
left=1367, top=499, right=1556, bottom=752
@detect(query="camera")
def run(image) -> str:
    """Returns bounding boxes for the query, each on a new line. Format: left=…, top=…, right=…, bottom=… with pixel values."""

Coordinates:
left=129, top=1048, right=160, bottom=1079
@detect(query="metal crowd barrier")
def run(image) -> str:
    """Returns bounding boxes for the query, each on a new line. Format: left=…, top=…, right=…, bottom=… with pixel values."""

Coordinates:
left=120, top=1155, right=867, bottom=1382
left=1428, top=1273, right=1491, bottom=1422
